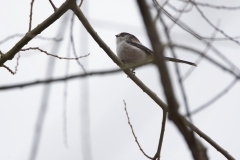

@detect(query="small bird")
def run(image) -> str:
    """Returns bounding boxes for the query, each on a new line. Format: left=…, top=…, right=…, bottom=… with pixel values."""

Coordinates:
left=115, top=32, right=196, bottom=70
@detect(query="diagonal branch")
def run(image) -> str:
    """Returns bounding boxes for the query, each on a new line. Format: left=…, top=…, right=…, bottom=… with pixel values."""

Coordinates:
left=0, top=0, right=72, bottom=67
left=69, top=2, right=235, bottom=160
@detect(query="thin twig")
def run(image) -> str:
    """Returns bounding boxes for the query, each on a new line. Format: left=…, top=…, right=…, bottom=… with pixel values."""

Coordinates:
left=14, top=53, right=21, bottom=74
left=2, top=65, right=15, bottom=75
left=190, top=0, right=240, bottom=45
left=123, top=100, right=152, bottom=159
left=0, top=68, right=123, bottom=90
left=70, top=13, right=87, bottom=73
left=79, top=0, right=84, bottom=7
left=172, top=44, right=240, bottom=79
left=20, top=47, right=90, bottom=60
left=179, top=0, right=240, bottom=10
left=152, top=0, right=202, bottom=40
left=167, top=2, right=192, bottom=13
left=153, top=111, right=167, bottom=160
left=0, top=0, right=71, bottom=67
left=189, top=79, right=238, bottom=116
left=167, top=1, right=193, bottom=31
left=1, top=53, right=20, bottom=75
left=181, top=20, right=220, bottom=81
left=0, top=34, right=62, bottom=45
left=28, top=0, right=35, bottom=32
left=49, top=0, right=57, bottom=11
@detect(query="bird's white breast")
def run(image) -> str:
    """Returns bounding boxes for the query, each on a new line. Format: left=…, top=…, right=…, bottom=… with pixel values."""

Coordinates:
left=116, top=41, right=147, bottom=64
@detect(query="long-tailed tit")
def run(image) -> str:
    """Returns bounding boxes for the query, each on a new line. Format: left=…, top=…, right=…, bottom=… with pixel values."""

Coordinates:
left=115, top=32, right=196, bottom=70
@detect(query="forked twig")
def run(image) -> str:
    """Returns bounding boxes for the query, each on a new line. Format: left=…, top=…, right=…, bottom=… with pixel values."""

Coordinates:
left=1, top=53, right=20, bottom=75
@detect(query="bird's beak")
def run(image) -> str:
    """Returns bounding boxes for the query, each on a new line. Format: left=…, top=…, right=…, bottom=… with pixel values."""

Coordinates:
left=115, top=35, right=119, bottom=37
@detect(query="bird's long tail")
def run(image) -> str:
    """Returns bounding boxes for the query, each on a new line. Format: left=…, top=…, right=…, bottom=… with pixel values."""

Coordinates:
left=164, top=57, right=196, bottom=66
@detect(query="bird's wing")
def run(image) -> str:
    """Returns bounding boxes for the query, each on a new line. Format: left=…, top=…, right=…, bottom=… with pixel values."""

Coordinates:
left=126, top=38, right=153, bottom=56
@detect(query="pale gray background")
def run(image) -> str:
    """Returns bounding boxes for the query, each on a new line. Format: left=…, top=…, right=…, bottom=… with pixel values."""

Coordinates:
left=0, top=0, right=240, bottom=160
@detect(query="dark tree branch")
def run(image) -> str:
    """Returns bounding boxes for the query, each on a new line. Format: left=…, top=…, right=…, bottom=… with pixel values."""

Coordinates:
left=138, top=1, right=207, bottom=159
left=158, top=11, right=193, bottom=122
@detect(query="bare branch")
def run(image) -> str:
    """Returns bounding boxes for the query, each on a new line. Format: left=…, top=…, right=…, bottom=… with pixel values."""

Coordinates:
left=189, top=79, right=238, bottom=116
left=167, top=2, right=193, bottom=13
left=190, top=0, right=240, bottom=45
left=180, top=0, right=240, bottom=10
left=2, top=65, right=15, bottom=75
left=152, top=0, right=202, bottom=40
left=0, top=0, right=71, bottom=67
left=0, top=34, right=62, bottom=45
left=20, top=47, right=90, bottom=60
left=0, top=68, right=122, bottom=90
left=14, top=53, right=20, bottom=74
left=181, top=20, right=220, bottom=81
left=158, top=12, right=193, bottom=122
left=79, top=0, right=84, bottom=7
left=172, top=44, right=240, bottom=79
left=49, top=0, right=57, bottom=11
left=70, top=3, right=235, bottom=159
left=153, top=111, right=167, bottom=160
left=181, top=115, right=235, bottom=160
left=1, top=53, right=20, bottom=75
left=70, top=13, right=87, bottom=73
left=167, top=1, right=193, bottom=31
left=28, top=0, right=35, bottom=32
left=123, top=100, right=152, bottom=159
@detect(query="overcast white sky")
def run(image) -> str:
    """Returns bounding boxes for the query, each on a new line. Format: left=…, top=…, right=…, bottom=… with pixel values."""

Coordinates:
left=0, top=0, right=240, bottom=160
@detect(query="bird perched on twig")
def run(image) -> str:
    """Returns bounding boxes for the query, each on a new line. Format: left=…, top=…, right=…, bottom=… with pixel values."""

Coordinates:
left=115, top=32, right=196, bottom=72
